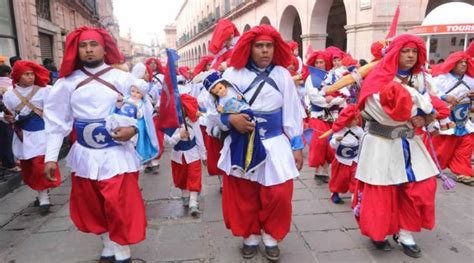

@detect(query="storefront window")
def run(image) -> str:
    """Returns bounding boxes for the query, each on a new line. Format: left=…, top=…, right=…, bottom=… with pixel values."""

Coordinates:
left=0, top=0, right=18, bottom=61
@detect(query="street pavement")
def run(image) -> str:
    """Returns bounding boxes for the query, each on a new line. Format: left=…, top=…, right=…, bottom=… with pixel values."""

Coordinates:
left=0, top=147, right=473, bottom=263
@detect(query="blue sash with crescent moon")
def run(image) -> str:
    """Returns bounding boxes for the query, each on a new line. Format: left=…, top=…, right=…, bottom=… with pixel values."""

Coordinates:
left=74, top=119, right=120, bottom=149
left=450, top=103, right=470, bottom=136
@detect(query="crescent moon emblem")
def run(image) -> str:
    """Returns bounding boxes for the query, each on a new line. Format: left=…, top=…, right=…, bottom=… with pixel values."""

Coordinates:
left=454, top=105, right=468, bottom=120
left=83, top=123, right=108, bottom=148
left=341, top=147, right=356, bottom=158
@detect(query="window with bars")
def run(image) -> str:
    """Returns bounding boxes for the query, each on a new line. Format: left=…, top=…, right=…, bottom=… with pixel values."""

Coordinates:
left=36, top=0, right=51, bottom=21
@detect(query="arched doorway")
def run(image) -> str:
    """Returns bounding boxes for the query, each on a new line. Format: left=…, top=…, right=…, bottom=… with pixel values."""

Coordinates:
left=325, top=0, right=347, bottom=50
left=202, top=43, right=206, bottom=56
left=279, top=5, right=303, bottom=56
left=243, top=24, right=251, bottom=32
left=309, top=0, right=347, bottom=51
left=260, top=16, right=271, bottom=25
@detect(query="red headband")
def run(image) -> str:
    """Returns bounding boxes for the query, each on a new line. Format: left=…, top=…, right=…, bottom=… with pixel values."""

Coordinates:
left=78, top=30, right=105, bottom=47
left=402, top=42, right=417, bottom=49
left=254, top=35, right=274, bottom=42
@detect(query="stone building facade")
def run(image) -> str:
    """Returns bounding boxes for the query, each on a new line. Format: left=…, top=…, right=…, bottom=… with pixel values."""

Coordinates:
left=175, top=0, right=472, bottom=67
left=0, top=0, right=118, bottom=67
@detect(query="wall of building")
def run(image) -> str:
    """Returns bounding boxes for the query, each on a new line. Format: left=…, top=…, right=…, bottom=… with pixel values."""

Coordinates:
left=175, top=0, right=452, bottom=67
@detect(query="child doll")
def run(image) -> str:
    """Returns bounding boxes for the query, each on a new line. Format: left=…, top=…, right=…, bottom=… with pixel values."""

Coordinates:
left=202, top=71, right=266, bottom=174
left=108, top=79, right=159, bottom=163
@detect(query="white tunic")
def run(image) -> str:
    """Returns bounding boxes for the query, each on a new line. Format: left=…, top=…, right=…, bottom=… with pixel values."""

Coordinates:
left=329, top=126, right=364, bottom=166
left=165, top=120, right=206, bottom=164
left=432, top=73, right=474, bottom=135
left=3, top=85, right=50, bottom=160
left=44, top=64, right=140, bottom=181
left=356, top=76, right=439, bottom=185
left=219, top=66, right=304, bottom=186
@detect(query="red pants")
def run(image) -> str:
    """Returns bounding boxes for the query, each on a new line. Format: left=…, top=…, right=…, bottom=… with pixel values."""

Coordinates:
left=70, top=172, right=147, bottom=245
left=329, top=160, right=357, bottom=194
left=171, top=157, right=202, bottom=192
left=353, top=177, right=436, bottom=241
left=222, top=175, right=293, bottom=241
left=19, top=155, right=61, bottom=191
left=153, top=116, right=165, bottom=159
left=308, top=118, right=334, bottom=168
left=426, top=134, right=473, bottom=176
left=200, top=125, right=226, bottom=176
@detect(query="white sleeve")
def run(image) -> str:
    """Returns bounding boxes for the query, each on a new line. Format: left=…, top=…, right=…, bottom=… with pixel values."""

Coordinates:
left=329, top=130, right=344, bottom=149
left=164, top=128, right=182, bottom=146
left=44, top=78, right=74, bottom=162
left=282, top=70, right=304, bottom=141
left=191, top=121, right=207, bottom=160
left=305, top=77, right=328, bottom=107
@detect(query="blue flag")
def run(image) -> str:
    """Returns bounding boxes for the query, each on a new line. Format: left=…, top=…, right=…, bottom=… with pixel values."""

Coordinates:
left=308, top=66, right=327, bottom=89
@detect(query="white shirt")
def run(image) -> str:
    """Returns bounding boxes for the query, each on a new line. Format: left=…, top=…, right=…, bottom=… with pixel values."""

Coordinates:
left=356, top=75, right=439, bottom=185
left=329, top=126, right=364, bottom=166
left=44, top=63, right=140, bottom=181
left=219, top=65, right=304, bottom=186
left=3, top=85, right=50, bottom=160
left=165, top=120, right=206, bottom=164
left=305, top=75, right=348, bottom=119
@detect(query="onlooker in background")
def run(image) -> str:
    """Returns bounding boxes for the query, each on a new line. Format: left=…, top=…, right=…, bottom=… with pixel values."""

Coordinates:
left=9, top=56, right=21, bottom=67
left=42, top=58, right=59, bottom=85
left=0, top=64, right=18, bottom=171
left=0, top=56, right=8, bottom=65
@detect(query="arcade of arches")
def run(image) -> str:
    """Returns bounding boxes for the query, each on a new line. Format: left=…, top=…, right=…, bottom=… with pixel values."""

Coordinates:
left=177, top=0, right=463, bottom=67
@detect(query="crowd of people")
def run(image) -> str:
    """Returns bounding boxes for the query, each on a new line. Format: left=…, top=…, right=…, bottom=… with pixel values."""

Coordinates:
left=0, top=18, right=473, bottom=262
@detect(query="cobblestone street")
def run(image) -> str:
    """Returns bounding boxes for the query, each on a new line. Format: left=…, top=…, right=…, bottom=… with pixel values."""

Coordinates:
left=1, top=148, right=473, bottom=263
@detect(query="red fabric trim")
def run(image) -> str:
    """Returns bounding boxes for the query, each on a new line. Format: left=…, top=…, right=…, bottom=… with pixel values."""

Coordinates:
left=379, top=81, right=413, bottom=122
left=192, top=55, right=214, bottom=78
left=332, top=105, right=360, bottom=133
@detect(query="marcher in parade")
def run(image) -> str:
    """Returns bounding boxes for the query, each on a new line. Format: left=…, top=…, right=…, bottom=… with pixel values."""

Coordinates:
left=43, top=26, right=147, bottom=263
left=354, top=34, right=439, bottom=258
left=208, top=19, right=240, bottom=71
left=2, top=60, right=62, bottom=214
left=430, top=50, right=474, bottom=185
left=218, top=24, right=304, bottom=261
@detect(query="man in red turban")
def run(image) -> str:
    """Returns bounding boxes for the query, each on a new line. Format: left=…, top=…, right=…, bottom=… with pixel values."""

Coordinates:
left=287, top=40, right=303, bottom=74
left=430, top=50, right=474, bottom=186
left=355, top=34, right=439, bottom=258
left=3, top=60, right=61, bottom=215
left=217, top=25, right=304, bottom=260
left=43, top=26, right=148, bottom=263
left=208, top=19, right=240, bottom=70
left=145, top=57, right=165, bottom=85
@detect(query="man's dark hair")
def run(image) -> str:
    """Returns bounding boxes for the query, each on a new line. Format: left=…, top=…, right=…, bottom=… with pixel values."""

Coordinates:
left=0, top=64, right=12, bottom=77
left=43, top=58, right=53, bottom=66
left=9, top=56, right=21, bottom=67
left=359, top=59, right=368, bottom=67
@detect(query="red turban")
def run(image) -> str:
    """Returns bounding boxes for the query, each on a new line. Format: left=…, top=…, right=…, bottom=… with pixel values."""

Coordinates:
left=325, top=46, right=345, bottom=60
left=180, top=94, right=199, bottom=122
left=145, top=64, right=153, bottom=82
left=287, top=41, right=298, bottom=51
left=332, top=104, right=361, bottom=133
left=431, top=51, right=474, bottom=78
left=145, top=57, right=164, bottom=74
left=466, top=40, right=474, bottom=57
left=178, top=66, right=191, bottom=80
left=341, top=54, right=358, bottom=67
left=306, top=51, right=332, bottom=71
left=11, top=60, right=50, bottom=87
left=371, top=41, right=385, bottom=61
left=208, top=19, right=240, bottom=55
left=193, top=55, right=214, bottom=78
left=59, top=26, right=123, bottom=78
left=229, top=25, right=292, bottom=69
left=358, top=34, right=426, bottom=109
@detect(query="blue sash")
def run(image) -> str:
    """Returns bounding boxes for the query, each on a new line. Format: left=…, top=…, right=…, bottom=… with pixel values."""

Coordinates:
left=254, top=109, right=283, bottom=140
left=18, top=114, right=44, bottom=132
left=174, top=137, right=196, bottom=151
left=74, top=119, right=120, bottom=149
left=336, top=145, right=358, bottom=159
left=450, top=103, right=470, bottom=136
left=243, top=63, right=279, bottom=95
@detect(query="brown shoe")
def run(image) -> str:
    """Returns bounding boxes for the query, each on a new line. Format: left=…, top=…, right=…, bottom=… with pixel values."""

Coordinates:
left=264, top=245, right=280, bottom=261
left=241, top=244, right=258, bottom=259
left=460, top=175, right=474, bottom=186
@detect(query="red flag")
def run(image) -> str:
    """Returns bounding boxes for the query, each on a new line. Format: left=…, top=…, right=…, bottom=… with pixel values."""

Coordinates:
left=305, top=43, right=314, bottom=59
left=386, top=5, right=400, bottom=39
left=157, top=49, right=183, bottom=135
